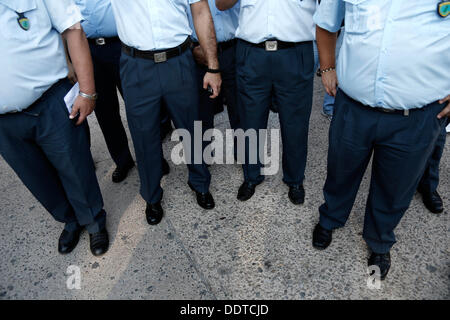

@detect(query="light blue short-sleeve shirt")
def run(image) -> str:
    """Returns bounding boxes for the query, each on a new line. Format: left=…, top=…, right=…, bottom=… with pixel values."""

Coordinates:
left=235, top=0, right=317, bottom=43
left=314, top=0, right=450, bottom=110
left=0, top=0, right=83, bottom=114
left=110, top=0, right=200, bottom=51
left=75, top=0, right=117, bottom=39
left=189, top=0, right=240, bottom=43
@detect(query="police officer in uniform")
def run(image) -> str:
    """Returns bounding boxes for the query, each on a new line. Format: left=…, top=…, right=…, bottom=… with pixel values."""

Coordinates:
left=188, top=0, right=241, bottom=144
left=313, top=0, right=450, bottom=279
left=217, top=0, right=317, bottom=204
left=0, top=0, right=110, bottom=256
left=110, top=0, right=222, bottom=225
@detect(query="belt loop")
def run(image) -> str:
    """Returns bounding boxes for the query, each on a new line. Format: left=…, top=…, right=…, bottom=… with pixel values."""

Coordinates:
left=130, top=47, right=135, bottom=57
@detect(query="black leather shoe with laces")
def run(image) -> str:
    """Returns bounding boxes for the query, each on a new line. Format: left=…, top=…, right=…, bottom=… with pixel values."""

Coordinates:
left=89, top=228, right=109, bottom=256
left=288, top=185, right=305, bottom=205
left=188, top=183, right=215, bottom=210
left=58, top=227, right=83, bottom=255
left=418, top=189, right=444, bottom=214
left=237, top=182, right=260, bottom=201
left=146, top=202, right=164, bottom=225
left=312, top=223, right=332, bottom=250
left=368, top=251, right=391, bottom=281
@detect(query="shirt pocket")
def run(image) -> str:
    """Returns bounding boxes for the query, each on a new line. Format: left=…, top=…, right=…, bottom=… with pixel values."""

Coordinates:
left=343, top=0, right=383, bottom=34
left=0, top=0, right=40, bottom=41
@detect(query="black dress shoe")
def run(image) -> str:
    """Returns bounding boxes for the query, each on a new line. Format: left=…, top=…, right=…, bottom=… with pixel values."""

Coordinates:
left=162, top=158, right=170, bottom=176
left=89, top=228, right=109, bottom=256
left=146, top=202, right=164, bottom=225
left=288, top=185, right=305, bottom=205
left=188, top=183, right=215, bottom=210
left=418, top=189, right=444, bottom=213
left=312, top=223, right=332, bottom=250
left=58, top=227, right=83, bottom=254
left=237, top=182, right=259, bottom=201
left=368, top=251, right=391, bottom=281
left=112, top=161, right=135, bottom=183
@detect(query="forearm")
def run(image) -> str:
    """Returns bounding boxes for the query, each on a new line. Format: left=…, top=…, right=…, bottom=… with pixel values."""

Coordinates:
left=192, top=1, right=219, bottom=69
left=316, top=26, right=337, bottom=69
left=216, top=0, right=238, bottom=11
left=63, top=28, right=95, bottom=94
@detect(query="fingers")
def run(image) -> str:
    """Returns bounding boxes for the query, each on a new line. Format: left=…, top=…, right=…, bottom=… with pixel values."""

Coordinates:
left=69, top=104, right=80, bottom=120
left=437, top=103, right=450, bottom=119
left=212, top=78, right=222, bottom=98
left=209, top=83, right=220, bottom=99
left=76, top=109, right=88, bottom=126
left=439, top=95, right=450, bottom=104
left=331, top=85, right=337, bottom=97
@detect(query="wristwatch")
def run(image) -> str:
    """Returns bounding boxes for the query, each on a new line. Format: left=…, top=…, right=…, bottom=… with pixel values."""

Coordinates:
left=79, top=91, right=98, bottom=101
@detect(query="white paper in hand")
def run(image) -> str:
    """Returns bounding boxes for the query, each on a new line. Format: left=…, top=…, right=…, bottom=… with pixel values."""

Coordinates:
left=446, top=123, right=450, bottom=133
left=64, top=82, right=79, bottom=114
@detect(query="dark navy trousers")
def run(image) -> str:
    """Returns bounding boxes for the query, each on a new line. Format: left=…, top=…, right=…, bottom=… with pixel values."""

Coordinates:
left=195, top=43, right=240, bottom=133
left=236, top=40, right=314, bottom=185
left=319, top=90, right=447, bottom=253
left=89, top=40, right=134, bottom=169
left=120, top=49, right=211, bottom=204
left=0, top=79, right=106, bottom=233
left=418, top=121, right=448, bottom=194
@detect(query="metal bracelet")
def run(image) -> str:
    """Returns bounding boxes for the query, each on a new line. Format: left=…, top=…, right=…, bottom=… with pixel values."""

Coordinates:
left=79, top=91, right=98, bottom=101
left=316, top=67, right=336, bottom=77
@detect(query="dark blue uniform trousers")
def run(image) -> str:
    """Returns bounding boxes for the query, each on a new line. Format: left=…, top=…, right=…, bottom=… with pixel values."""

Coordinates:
left=89, top=40, right=134, bottom=169
left=0, top=79, right=106, bottom=233
left=195, top=42, right=240, bottom=133
left=120, top=49, right=211, bottom=204
left=418, top=121, right=448, bottom=194
left=236, top=40, right=314, bottom=185
left=319, top=90, right=447, bottom=253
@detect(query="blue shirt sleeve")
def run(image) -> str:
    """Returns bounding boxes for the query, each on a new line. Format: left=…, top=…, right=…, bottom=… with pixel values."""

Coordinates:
left=313, top=0, right=345, bottom=33
left=43, top=0, right=83, bottom=33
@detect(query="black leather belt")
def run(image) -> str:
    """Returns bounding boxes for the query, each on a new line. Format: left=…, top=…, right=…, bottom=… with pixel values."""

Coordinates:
left=218, top=39, right=236, bottom=52
left=122, top=38, right=191, bottom=63
left=88, top=37, right=120, bottom=46
left=343, top=90, right=419, bottom=117
left=245, top=39, right=298, bottom=51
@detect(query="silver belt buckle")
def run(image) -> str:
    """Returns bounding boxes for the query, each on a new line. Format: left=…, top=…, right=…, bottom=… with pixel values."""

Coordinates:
left=95, top=38, right=106, bottom=45
left=265, top=40, right=278, bottom=51
left=154, top=52, right=168, bottom=63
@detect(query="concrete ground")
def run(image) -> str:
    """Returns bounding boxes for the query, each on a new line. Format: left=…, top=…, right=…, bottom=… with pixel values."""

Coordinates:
left=0, top=79, right=449, bottom=300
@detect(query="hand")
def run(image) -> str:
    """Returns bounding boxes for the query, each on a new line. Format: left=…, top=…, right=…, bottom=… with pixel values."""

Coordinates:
left=203, top=72, right=222, bottom=99
left=437, top=94, right=450, bottom=119
left=67, top=61, right=78, bottom=84
left=321, top=70, right=338, bottom=97
left=70, top=95, right=95, bottom=125
left=192, top=46, right=208, bottom=66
